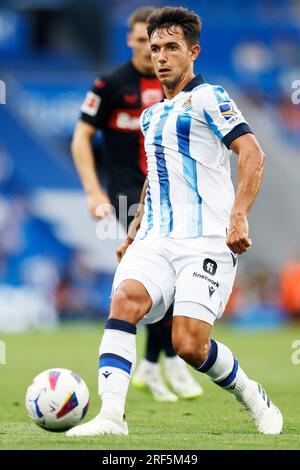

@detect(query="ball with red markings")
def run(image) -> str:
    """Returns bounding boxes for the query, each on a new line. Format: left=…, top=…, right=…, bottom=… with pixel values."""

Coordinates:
left=25, top=368, right=89, bottom=432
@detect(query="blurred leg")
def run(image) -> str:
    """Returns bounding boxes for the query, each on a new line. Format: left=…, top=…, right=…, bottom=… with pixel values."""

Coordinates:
left=132, top=312, right=178, bottom=402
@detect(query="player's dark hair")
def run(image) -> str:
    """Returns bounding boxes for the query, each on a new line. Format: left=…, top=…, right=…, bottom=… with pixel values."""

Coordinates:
left=128, top=6, right=156, bottom=31
left=147, top=7, right=202, bottom=46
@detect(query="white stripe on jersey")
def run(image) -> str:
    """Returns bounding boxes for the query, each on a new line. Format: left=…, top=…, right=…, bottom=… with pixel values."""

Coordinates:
left=137, top=78, right=252, bottom=240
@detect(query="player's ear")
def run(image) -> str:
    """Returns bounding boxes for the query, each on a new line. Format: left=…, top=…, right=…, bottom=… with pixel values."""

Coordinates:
left=191, top=44, right=201, bottom=61
left=127, top=32, right=133, bottom=49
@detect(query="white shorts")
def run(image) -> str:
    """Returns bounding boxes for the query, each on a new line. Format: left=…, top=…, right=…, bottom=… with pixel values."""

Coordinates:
left=112, top=237, right=237, bottom=326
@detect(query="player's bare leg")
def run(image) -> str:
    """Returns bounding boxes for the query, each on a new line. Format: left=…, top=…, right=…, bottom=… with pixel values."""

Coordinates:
left=66, top=280, right=151, bottom=437
left=172, top=313, right=283, bottom=435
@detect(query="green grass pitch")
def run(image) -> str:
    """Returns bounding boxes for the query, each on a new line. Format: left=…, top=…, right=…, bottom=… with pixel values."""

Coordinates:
left=0, top=322, right=299, bottom=450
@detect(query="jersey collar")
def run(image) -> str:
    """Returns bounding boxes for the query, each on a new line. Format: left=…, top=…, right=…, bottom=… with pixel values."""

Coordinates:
left=182, top=74, right=206, bottom=92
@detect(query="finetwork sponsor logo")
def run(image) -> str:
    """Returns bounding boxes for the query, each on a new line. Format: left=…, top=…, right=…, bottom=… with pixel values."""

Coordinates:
left=193, top=272, right=220, bottom=288
left=203, top=258, right=217, bottom=276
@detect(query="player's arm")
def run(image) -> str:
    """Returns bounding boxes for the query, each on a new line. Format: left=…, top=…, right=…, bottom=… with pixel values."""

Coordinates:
left=71, top=120, right=111, bottom=219
left=199, top=85, right=265, bottom=254
left=72, top=77, right=115, bottom=219
left=227, top=133, right=265, bottom=255
left=116, top=179, right=148, bottom=262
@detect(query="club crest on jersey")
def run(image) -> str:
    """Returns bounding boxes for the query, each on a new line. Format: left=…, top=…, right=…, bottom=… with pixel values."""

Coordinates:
left=183, top=96, right=193, bottom=112
left=81, top=91, right=101, bottom=116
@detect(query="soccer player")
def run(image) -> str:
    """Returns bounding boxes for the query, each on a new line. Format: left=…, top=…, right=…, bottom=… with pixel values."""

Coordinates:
left=71, top=6, right=202, bottom=402
left=67, top=6, right=283, bottom=437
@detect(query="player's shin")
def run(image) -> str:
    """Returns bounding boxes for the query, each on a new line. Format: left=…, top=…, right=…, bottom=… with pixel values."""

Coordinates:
left=98, top=319, right=136, bottom=422
left=196, top=340, right=251, bottom=400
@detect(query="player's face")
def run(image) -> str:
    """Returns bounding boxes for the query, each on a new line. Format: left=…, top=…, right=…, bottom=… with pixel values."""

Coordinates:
left=150, top=27, right=200, bottom=89
left=127, top=22, right=153, bottom=73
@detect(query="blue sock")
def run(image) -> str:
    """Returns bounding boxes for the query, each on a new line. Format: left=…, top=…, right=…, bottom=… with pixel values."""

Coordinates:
left=197, top=340, right=250, bottom=397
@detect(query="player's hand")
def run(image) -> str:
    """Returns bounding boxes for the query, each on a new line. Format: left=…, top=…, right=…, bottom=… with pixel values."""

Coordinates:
left=87, top=191, right=112, bottom=220
left=226, top=214, right=252, bottom=255
left=116, top=238, right=133, bottom=263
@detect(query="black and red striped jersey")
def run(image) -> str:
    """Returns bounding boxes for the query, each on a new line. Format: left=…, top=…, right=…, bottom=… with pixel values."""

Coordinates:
left=80, top=61, right=163, bottom=200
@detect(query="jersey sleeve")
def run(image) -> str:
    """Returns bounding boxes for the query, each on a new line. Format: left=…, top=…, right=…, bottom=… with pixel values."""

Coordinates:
left=199, top=85, right=253, bottom=149
left=80, top=77, right=113, bottom=129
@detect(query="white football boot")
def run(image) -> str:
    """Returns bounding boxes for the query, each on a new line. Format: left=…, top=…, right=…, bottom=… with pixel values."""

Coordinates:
left=131, top=359, right=178, bottom=402
left=66, top=414, right=128, bottom=437
left=165, top=356, right=204, bottom=400
left=237, top=380, right=283, bottom=435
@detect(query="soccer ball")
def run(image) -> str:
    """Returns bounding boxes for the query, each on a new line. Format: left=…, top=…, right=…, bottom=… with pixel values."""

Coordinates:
left=25, top=368, right=89, bottom=432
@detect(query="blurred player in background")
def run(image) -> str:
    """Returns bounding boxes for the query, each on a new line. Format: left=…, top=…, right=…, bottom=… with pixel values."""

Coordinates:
left=71, top=6, right=202, bottom=402
left=67, top=6, right=283, bottom=438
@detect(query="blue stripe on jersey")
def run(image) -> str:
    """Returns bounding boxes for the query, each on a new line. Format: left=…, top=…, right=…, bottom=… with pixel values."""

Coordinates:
left=140, top=108, right=154, bottom=239
left=139, top=185, right=153, bottom=240
left=204, top=109, right=223, bottom=141
left=176, top=114, right=203, bottom=237
left=153, top=104, right=174, bottom=236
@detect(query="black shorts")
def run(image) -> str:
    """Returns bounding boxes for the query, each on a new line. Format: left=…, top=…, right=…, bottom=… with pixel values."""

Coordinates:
left=111, top=186, right=142, bottom=231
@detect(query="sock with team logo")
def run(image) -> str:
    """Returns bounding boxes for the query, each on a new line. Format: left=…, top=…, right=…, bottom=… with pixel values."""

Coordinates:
left=98, top=319, right=136, bottom=422
left=196, top=339, right=251, bottom=399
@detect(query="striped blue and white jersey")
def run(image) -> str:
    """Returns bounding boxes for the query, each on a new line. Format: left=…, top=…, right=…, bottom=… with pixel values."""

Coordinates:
left=136, top=74, right=252, bottom=240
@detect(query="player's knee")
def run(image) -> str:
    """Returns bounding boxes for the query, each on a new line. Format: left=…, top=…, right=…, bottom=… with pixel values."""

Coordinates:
left=110, top=289, right=138, bottom=318
left=110, top=288, right=144, bottom=323
left=173, top=339, right=210, bottom=369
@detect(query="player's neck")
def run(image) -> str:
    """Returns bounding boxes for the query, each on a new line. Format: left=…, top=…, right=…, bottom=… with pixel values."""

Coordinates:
left=131, top=58, right=154, bottom=76
left=163, top=71, right=195, bottom=100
